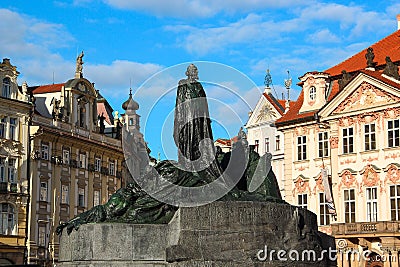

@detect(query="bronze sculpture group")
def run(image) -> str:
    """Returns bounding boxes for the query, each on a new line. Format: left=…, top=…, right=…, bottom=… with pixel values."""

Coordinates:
left=56, top=64, right=283, bottom=235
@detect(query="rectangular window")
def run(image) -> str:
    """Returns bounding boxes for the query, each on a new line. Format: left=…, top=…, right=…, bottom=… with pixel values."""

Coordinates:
left=366, top=187, right=378, bottom=222
left=61, top=185, right=69, bottom=204
left=388, top=119, right=400, bottom=148
left=390, top=185, right=400, bottom=220
left=9, top=118, right=16, bottom=141
left=40, top=182, right=48, bottom=202
left=0, top=157, right=5, bottom=182
left=318, top=132, right=329, bottom=157
left=0, top=118, right=5, bottom=139
left=95, top=157, right=101, bottom=172
left=344, top=189, right=356, bottom=223
left=319, top=193, right=330, bottom=226
left=364, top=124, right=376, bottom=151
left=297, top=136, right=307, bottom=160
left=297, top=194, right=307, bottom=209
left=275, top=135, right=280, bottom=151
left=7, top=158, right=15, bottom=183
left=38, top=226, right=46, bottom=247
left=78, top=188, right=85, bottom=207
left=94, top=190, right=100, bottom=206
left=343, top=127, right=354, bottom=154
left=109, top=161, right=115, bottom=176
left=62, top=149, right=70, bottom=165
left=265, top=138, right=270, bottom=153
left=254, top=140, right=259, bottom=153
left=41, top=143, right=49, bottom=160
left=79, top=153, right=86, bottom=169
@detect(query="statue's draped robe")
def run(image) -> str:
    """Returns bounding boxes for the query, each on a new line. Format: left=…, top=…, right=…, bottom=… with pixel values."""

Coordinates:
left=173, top=81, right=222, bottom=180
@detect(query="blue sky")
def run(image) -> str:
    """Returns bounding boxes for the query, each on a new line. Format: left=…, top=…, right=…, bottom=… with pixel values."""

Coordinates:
left=1, top=1, right=400, bottom=159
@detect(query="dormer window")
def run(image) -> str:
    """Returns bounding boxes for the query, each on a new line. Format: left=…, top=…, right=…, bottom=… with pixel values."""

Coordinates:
left=2, top=78, right=11, bottom=98
left=309, top=86, right=316, bottom=101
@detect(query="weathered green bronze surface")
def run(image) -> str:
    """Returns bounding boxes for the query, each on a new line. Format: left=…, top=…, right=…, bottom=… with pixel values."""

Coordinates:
left=56, top=64, right=283, bottom=236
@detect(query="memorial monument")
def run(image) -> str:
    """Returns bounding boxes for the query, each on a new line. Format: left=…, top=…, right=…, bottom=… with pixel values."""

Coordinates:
left=57, top=64, right=336, bottom=267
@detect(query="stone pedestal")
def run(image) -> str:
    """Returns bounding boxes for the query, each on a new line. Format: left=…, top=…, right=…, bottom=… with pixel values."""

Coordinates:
left=58, top=201, right=336, bottom=266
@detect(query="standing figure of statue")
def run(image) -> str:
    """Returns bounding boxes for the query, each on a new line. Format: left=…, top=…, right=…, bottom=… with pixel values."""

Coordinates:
left=76, top=51, right=84, bottom=77
left=173, top=64, right=222, bottom=181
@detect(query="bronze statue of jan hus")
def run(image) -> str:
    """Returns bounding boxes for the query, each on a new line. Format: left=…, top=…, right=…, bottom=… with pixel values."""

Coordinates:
left=56, top=64, right=283, bottom=236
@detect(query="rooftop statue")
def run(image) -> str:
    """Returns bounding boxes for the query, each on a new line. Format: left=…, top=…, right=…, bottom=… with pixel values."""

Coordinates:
left=56, top=64, right=283, bottom=236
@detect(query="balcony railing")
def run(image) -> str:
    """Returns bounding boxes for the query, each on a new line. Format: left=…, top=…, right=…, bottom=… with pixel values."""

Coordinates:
left=0, top=182, right=19, bottom=194
left=332, top=221, right=400, bottom=236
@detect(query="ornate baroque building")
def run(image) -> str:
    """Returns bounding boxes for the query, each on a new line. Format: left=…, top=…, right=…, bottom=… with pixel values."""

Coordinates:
left=276, top=23, right=400, bottom=266
left=0, top=58, right=32, bottom=265
left=25, top=54, right=147, bottom=265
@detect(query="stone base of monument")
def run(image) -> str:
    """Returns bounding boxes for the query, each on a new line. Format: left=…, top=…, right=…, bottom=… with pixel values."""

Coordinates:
left=58, top=201, right=336, bottom=267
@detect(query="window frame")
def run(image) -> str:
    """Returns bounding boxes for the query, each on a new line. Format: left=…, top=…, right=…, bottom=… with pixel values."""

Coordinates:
left=2, top=78, right=11, bottom=99
left=0, top=203, right=15, bottom=235
left=41, top=143, right=49, bottom=160
left=388, top=119, right=400, bottom=148
left=366, top=187, right=378, bottom=222
left=297, top=193, right=308, bottom=209
left=364, top=123, right=376, bottom=151
left=389, top=185, right=400, bottom=221
left=344, top=189, right=356, bottom=223
left=61, top=184, right=69, bottom=204
left=319, top=192, right=330, bottom=226
left=309, top=86, right=316, bottom=101
left=275, top=135, right=281, bottom=151
left=39, top=182, right=48, bottom=202
left=297, top=135, right=307, bottom=160
left=318, top=132, right=329, bottom=158
left=342, top=127, right=354, bottom=154
left=265, top=137, right=270, bottom=153
left=78, top=188, right=85, bottom=207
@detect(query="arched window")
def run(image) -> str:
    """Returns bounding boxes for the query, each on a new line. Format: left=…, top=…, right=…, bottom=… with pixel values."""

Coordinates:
left=309, top=86, right=316, bottom=101
left=0, top=203, right=15, bottom=235
left=2, top=78, right=11, bottom=98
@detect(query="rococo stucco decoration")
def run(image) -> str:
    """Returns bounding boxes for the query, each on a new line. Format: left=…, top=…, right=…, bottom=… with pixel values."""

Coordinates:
left=334, top=82, right=400, bottom=114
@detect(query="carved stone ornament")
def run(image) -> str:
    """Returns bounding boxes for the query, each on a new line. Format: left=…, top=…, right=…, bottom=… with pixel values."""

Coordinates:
left=256, top=104, right=276, bottom=123
left=313, top=174, right=324, bottom=195
left=338, top=169, right=358, bottom=196
left=292, top=177, right=311, bottom=196
left=384, top=164, right=400, bottom=187
left=0, top=139, right=24, bottom=156
left=334, top=82, right=400, bottom=114
left=361, top=165, right=380, bottom=188
left=384, top=107, right=400, bottom=119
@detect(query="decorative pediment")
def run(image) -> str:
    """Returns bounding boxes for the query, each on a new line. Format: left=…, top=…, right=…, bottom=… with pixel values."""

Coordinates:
left=338, top=169, right=358, bottom=192
left=319, top=72, right=400, bottom=120
left=333, top=82, right=400, bottom=114
left=360, top=164, right=381, bottom=188
left=292, top=175, right=311, bottom=196
left=246, top=94, right=282, bottom=127
left=383, top=163, right=400, bottom=187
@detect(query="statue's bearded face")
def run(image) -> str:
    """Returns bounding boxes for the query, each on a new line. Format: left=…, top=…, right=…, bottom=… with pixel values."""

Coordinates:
left=186, top=64, right=199, bottom=82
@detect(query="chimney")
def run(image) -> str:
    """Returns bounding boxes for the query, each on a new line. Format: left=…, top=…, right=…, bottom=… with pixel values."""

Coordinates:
left=397, top=14, right=400, bottom=30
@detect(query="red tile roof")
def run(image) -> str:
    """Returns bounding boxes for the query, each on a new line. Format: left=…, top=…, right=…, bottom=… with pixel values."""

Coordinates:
left=97, top=102, right=114, bottom=125
left=215, top=138, right=232, bottom=146
left=32, top=83, right=64, bottom=94
left=325, top=29, right=400, bottom=77
left=276, top=29, right=400, bottom=127
left=263, top=93, right=285, bottom=115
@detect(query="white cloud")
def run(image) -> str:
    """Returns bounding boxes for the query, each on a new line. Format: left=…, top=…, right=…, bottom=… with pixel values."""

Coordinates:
left=103, top=0, right=309, bottom=18
left=85, top=60, right=164, bottom=99
left=307, top=29, right=340, bottom=44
